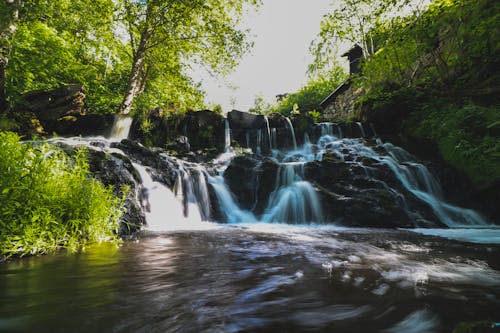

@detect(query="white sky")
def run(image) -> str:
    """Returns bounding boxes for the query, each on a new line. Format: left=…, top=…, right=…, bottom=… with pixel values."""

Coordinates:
left=197, top=0, right=337, bottom=113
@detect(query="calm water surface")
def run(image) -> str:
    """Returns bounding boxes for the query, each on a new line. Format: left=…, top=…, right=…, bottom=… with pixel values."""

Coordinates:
left=1, top=224, right=500, bottom=333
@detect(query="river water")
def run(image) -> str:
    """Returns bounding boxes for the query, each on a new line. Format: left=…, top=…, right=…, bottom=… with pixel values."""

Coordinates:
left=1, top=224, right=499, bottom=333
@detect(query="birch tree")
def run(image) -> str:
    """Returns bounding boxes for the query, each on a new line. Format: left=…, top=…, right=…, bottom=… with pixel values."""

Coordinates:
left=118, top=0, right=259, bottom=115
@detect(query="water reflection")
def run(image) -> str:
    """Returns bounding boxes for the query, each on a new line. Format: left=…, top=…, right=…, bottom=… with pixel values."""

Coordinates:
left=1, top=227, right=499, bottom=332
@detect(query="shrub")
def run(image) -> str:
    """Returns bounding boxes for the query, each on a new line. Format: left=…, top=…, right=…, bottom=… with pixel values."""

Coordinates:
left=0, top=132, right=124, bottom=258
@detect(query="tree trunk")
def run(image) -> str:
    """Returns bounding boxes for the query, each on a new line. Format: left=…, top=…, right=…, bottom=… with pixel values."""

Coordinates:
left=0, top=0, right=20, bottom=113
left=118, top=28, right=152, bottom=115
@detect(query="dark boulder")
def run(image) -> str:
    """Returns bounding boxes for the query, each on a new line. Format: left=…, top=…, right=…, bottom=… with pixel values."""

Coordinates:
left=22, top=84, right=86, bottom=121
left=304, top=153, right=445, bottom=228
left=44, top=114, right=115, bottom=137
left=181, top=110, right=225, bottom=152
left=130, top=109, right=225, bottom=152
left=228, top=109, right=266, bottom=129
left=86, top=150, right=146, bottom=235
left=223, top=155, right=260, bottom=210
left=254, top=158, right=280, bottom=215
left=113, top=139, right=178, bottom=188
left=290, top=113, right=314, bottom=145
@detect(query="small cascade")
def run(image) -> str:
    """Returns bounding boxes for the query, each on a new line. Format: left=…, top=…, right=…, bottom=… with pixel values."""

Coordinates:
left=262, top=163, right=323, bottom=224
left=208, top=175, right=257, bottom=223
left=356, top=122, right=366, bottom=137
left=256, top=129, right=262, bottom=155
left=336, top=124, right=343, bottom=138
left=314, top=135, right=487, bottom=227
left=370, top=123, right=378, bottom=137
left=264, top=116, right=272, bottom=151
left=173, top=162, right=211, bottom=222
left=285, top=117, right=297, bottom=150
left=271, top=128, right=277, bottom=150
left=109, top=115, right=133, bottom=141
left=379, top=143, right=485, bottom=227
left=304, top=132, right=311, bottom=145
left=245, top=132, right=250, bottom=149
left=224, top=119, right=231, bottom=152
left=134, top=163, right=195, bottom=231
left=320, top=122, right=334, bottom=137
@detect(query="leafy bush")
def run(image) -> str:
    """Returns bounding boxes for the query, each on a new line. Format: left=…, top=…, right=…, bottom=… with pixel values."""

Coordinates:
left=0, top=132, right=124, bottom=258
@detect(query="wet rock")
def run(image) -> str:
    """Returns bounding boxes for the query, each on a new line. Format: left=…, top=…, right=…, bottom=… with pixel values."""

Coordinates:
left=22, top=84, right=86, bottom=121
left=304, top=153, right=445, bottom=228
left=43, top=114, right=115, bottom=137
left=113, top=139, right=178, bottom=188
left=228, top=109, right=266, bottom=129
left=254, top=158, right=280, bottom=215
left=290, top=113, right=314, bottom=145
left=223, top=155, right=260, bottom=210
left=86, top=150, right=146, bottom=235
left=181, top=110, right=225, bottom=152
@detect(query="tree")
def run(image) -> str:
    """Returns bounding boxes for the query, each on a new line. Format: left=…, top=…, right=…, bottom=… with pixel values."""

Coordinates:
left=309, top=0, right=425, bottom=74
left=0, top=0, right=21, bottom=112
left=118, top=0, right=259, bottom=115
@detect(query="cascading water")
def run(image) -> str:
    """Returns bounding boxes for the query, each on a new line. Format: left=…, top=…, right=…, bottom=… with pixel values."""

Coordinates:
left=109, top=115, right=133, bottom=141
left=270, top=128, right=278, bottom=152
left=206, top=121, right=488, bottom=228
left=134, top=163, right=192, bottom=231
left=261, top=163, right=323, bottom=224
left=356, top=122, right=366, bottom=137
left=285, top=117, right=297, bottom=150
left=312, top=131, right=488, bottom=227
left=264, top=116, right=272, bottom=150
left=224, top=119, right=231, bottom=152
left=171, top=160, right=213, bottom=224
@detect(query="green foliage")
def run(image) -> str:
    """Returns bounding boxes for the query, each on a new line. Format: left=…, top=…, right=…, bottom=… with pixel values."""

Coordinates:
left=310, top=0, right=424, bottom=74
left=270, top=68, right=346, bottom=117
left=0, top=132, right=124, bottom=258
left=407, top=103, right=500, bottom=186
left=117, top=0, right=261, bottom=114
left=4, top=0, right=129, bottom=113
left=308, top=110, right=321, bottom=122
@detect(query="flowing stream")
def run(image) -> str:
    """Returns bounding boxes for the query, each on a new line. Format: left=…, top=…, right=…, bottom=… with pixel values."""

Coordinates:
left=1, top=121, right=499, bottom=332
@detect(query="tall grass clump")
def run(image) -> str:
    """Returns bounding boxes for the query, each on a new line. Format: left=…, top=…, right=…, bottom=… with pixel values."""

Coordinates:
left=0, top=132, right=124, bottom=258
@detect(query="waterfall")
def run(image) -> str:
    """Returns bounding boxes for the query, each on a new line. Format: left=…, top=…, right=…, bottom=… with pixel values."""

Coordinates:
left=313, top=136, right=487, bottom=227
left=264, top=116, right=272, bottom=151
left=173, top=163, right=211, bottom=222
left=271, top=128, right=277, bottom=150
left=304, top=132, right=310, bottom=145
left=224, top=119, right=231, bottom=152
left=262, top=163, right=323, bottom=224
left=134, top=163, right=202, bottom=231
left=356, top=122, right=366, bottom=137
left=45, top=130, right=490, bottom=230
left=285, top=118, right=297, bottom=150
left=378, top=143, right=486, bottom=227
left=109, top=115, right=132, bottom=141
left=320, top=122, right=334, bottom=137
left=256, top=129, right=262, bottom=155
left=336, top=124, right=343, bottom=138
left=208, top=175, right=257, bottom=223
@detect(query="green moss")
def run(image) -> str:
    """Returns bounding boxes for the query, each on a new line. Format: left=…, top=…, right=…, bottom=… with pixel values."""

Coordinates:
left=405, top=103, right=500, bottom=186
left=0, top=132, right=124, bottom=258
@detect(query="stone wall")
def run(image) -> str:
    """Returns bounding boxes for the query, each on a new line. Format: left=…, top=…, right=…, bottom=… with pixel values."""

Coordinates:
left=322, top=86, right=365, bottom=122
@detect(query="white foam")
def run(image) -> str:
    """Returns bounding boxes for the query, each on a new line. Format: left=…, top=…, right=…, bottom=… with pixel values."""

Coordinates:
left=407, top=228, right=500, bottom=244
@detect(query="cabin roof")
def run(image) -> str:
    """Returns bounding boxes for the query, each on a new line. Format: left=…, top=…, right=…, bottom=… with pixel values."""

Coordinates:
left=319, top=78, right=350, bottom=108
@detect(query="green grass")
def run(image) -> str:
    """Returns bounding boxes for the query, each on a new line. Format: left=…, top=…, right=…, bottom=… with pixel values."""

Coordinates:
left=0, top=132, right=125, bottom=258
